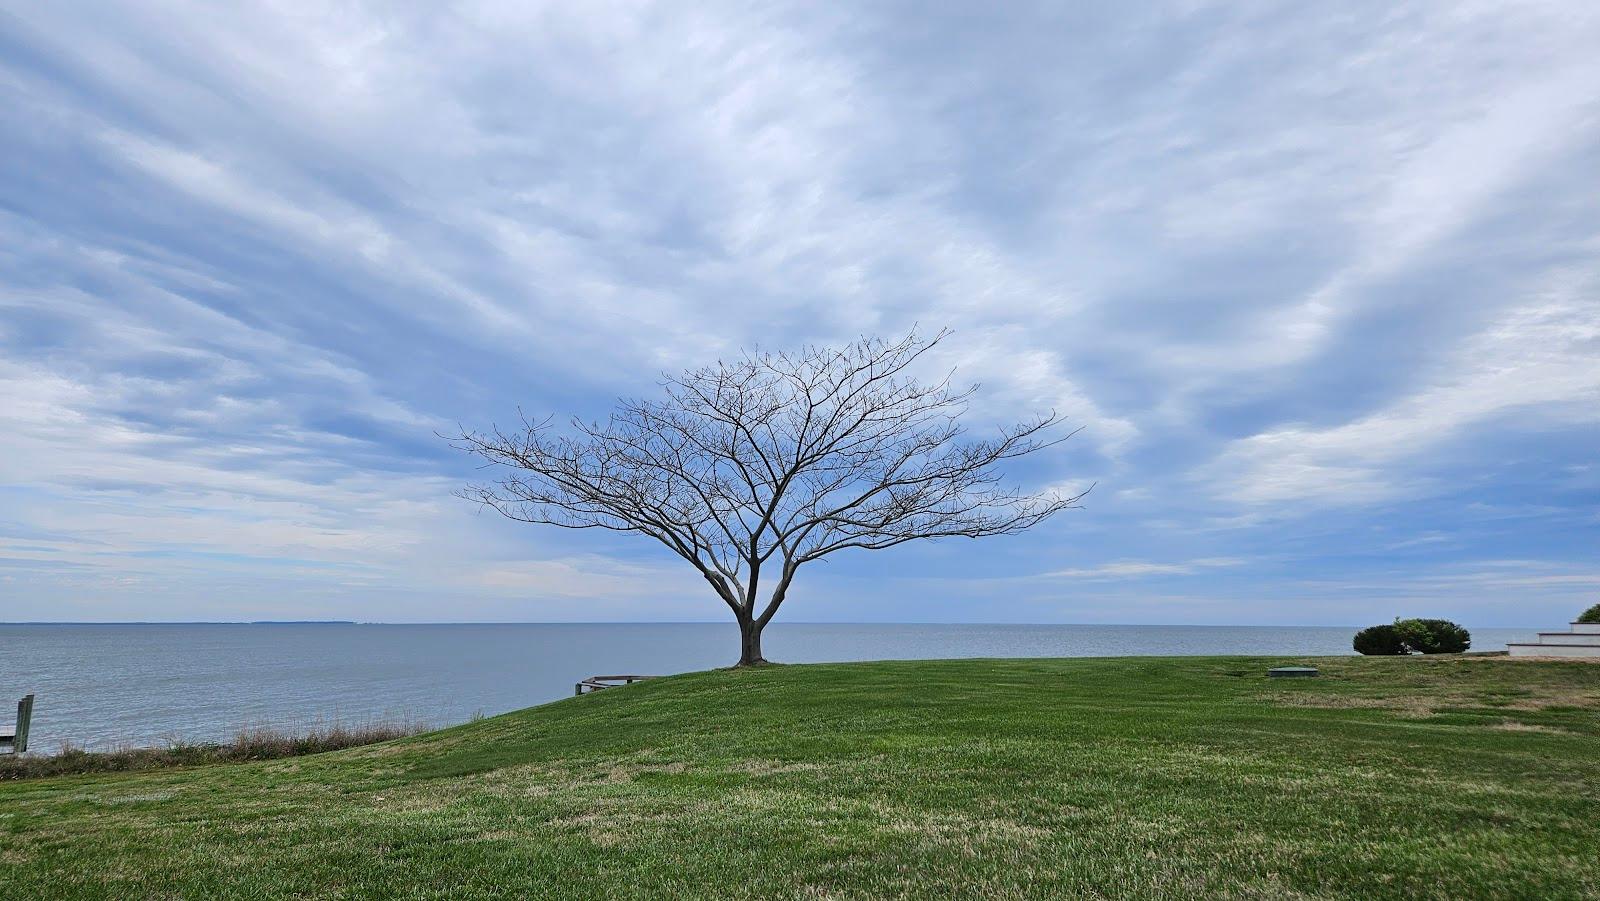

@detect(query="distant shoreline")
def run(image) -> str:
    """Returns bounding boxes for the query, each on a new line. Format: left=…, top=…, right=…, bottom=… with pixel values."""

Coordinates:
left=0, top=620, right=1537, bottom=629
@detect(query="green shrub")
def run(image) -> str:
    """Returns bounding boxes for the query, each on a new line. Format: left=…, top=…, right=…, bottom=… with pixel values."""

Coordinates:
left=1393, top=618, right=1471, bottom=654
left=1353, top=624, right=1408, bottom=655
left=1577, top=604, right=1600, bottom=624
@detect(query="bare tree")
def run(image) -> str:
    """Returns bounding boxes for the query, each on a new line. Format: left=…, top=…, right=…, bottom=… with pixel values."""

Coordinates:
left=452, top=330, right=1086, bottom=666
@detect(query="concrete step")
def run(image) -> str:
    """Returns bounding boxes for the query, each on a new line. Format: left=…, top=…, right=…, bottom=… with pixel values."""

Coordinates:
left=1537, top=632, right=1600, bottom=646
left=1571, top=622, right=1600, bottom=635
left=1507, top=642, right=1600, bottom=659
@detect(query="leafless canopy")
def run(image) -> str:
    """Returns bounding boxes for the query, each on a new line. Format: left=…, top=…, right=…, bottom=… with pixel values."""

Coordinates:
left=453, top=329, right=1086, bottom=664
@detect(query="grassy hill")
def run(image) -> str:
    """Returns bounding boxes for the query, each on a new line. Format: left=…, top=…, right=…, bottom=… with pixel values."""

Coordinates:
left=3, top=655, right=1598, bottom=899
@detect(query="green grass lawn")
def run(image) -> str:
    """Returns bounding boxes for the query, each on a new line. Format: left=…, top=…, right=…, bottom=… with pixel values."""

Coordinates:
left=3, top=655, right=1598, bottom=899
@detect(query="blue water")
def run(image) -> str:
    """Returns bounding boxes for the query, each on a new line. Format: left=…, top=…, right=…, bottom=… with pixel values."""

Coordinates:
left=0, top=623, right=1539, bottom=750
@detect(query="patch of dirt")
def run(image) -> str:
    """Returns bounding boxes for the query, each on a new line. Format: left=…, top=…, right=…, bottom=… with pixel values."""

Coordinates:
left=101, top=791, right=178, bottom=805
left=601, top=761, right=688, bottom=782
left=723, top=758, right=831, bottom=776
left=1489, top=720, right=1573, bottom=735
left=1270, top=695, right=1440, bottom=718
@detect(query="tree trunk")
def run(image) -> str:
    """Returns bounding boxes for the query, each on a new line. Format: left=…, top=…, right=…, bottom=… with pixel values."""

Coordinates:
left=737, top=617, right=766, bottom=666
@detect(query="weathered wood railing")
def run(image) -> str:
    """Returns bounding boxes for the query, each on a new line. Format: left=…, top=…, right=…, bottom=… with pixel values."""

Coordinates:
left=575, top=675, right=655, bottom=696
left=0, top=694, right=33, bottom=754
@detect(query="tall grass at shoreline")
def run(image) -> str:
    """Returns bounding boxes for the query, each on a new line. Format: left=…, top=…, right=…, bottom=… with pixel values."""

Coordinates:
left=0, top=719, right=428, bottom=780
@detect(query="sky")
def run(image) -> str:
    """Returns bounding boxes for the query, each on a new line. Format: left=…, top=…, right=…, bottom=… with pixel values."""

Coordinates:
left=1, top=1, right=1597, bottom=627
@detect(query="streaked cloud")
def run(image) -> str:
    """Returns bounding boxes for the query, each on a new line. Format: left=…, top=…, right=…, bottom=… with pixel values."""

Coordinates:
left=1041, top=559, right=1248, bottom=581
left=2, top=1, right=1596, bottom=626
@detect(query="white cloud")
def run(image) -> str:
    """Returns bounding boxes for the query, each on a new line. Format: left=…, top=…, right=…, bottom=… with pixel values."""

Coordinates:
left=2, top=0, right=1598, bottom=624
left=1041, top=558, right=1247, bottom=580
left=1205, top=263, right=1600, bottom=505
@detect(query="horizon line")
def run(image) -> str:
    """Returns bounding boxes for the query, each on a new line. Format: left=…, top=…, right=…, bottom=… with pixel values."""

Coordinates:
left=0, top=620, right=1534, bottom=629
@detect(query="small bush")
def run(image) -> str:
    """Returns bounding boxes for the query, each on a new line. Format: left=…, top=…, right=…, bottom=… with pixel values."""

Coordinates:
left=1577, top=603, right=1600, bottom=624
left=1353, top=624, right=1408, bottom=655
left=1393, top=618, right=1471, bottom=654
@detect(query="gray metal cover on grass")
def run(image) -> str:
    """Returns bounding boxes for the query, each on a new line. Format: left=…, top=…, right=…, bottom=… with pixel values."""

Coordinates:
left=1269, top=666, right=1319, bottom=678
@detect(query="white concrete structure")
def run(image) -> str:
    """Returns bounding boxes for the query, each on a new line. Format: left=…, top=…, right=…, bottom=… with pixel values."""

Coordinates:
left=1507, top=622, right=1600, bottom=658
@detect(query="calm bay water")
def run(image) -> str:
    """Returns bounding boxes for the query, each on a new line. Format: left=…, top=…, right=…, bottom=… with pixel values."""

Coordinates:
left=0, top=622, right=1538, bottom=750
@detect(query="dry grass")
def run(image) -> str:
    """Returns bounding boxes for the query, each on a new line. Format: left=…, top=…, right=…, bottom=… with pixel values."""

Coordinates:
left=1261, top=655, right=1600, bottom=721
left=0, top=720, right=427, bottom=781
left=1271, top=693, right=1443, bottom=717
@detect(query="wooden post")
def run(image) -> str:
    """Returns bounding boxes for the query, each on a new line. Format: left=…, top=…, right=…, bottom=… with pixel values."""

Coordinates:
left=15, top=695, right=31, bottom=753
left=2, top=695, right=31, bottom=754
